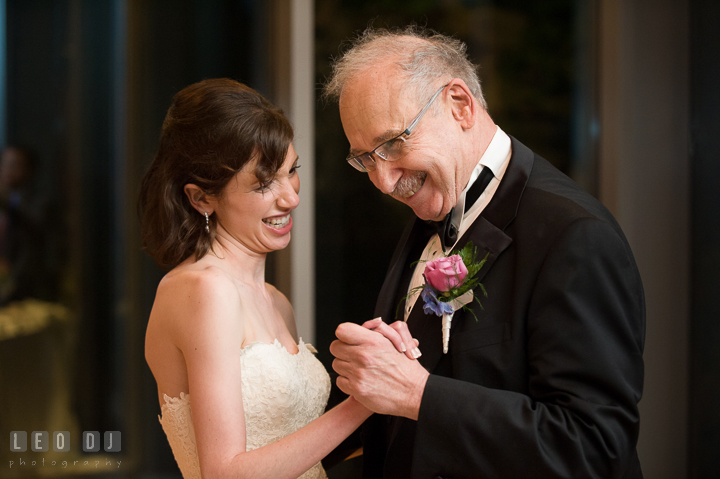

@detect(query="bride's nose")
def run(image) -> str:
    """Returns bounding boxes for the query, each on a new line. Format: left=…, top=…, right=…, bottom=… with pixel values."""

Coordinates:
left=276, top=178, right=300, bottom=210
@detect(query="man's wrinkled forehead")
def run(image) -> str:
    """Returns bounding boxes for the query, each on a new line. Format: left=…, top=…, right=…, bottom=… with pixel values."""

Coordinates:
left=339, top=64, right=398, bottom=111
left=339, top=67, right=413, bottom=153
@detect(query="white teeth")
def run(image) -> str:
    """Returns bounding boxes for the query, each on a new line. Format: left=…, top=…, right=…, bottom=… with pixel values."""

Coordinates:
left=263, top=215, right=290, bottom=228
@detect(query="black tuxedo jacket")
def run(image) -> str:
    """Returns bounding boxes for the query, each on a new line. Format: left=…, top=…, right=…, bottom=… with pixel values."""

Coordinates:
left=363, top=138, right=645, bottom=479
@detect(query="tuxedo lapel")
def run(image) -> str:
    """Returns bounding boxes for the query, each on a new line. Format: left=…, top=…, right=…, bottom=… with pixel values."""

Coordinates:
left=407, top=137, right=534, bottom=374
left=374, top=217, right=424, bottom=322
left=482, top=136, right=534, bottom=231
left=455, top=136, right=533, bottom=284
left=409, top=304, right=444, bottom=370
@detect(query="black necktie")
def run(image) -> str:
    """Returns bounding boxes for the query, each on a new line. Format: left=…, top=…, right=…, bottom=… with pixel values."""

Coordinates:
left=434, top=167, right=494, bottom=250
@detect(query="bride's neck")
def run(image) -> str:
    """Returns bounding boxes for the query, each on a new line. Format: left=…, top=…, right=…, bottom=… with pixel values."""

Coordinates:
left=209, top=234, right=268, bottom=287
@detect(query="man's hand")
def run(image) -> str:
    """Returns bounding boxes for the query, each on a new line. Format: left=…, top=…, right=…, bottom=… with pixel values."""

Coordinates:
left=330, top=322, right=430, bottom=420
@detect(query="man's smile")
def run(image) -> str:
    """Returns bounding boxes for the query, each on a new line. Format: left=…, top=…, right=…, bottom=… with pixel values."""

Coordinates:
left=393, top=171, right=427, bottom=199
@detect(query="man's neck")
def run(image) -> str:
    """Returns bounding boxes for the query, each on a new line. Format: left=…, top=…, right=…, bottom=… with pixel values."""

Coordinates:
left=457, top=110, right=497, bottom=195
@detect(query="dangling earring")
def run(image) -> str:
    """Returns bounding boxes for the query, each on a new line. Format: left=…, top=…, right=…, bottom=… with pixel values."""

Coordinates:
left=205, top=212, right=210, bottom=233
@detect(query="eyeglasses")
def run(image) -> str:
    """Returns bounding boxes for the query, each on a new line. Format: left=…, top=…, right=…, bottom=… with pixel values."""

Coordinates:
left=346, top=83, right=449, bottom=172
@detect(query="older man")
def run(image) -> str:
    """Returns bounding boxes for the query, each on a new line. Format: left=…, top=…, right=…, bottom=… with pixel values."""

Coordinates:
left=326, top=28, right=645, bottom=479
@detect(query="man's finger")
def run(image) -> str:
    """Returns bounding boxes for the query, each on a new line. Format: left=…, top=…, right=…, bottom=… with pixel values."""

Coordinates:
left=332, top=357, right=350, bottom=376
left=330, top=338, right=353, bottom=360
left=336, top=375, right=352, bottom=396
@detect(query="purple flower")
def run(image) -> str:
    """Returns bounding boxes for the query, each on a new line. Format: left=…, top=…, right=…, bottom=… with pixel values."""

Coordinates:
left=421, top=285, right=454, bottom=317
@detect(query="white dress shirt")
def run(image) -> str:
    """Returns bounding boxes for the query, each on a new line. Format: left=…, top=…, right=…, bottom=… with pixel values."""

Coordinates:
left=403, top=126, right=512, bottom=322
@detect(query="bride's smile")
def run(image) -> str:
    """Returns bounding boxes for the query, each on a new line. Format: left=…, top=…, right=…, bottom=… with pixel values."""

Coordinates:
left=211, top=143, right=300, bottom=255
left=262, top=213, right=292, bottom=231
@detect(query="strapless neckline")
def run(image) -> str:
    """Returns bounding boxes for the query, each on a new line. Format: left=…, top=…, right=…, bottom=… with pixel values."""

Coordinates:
left=161, top=339, right=317, bottom=406
left=240, top=337, right=316, bottom=356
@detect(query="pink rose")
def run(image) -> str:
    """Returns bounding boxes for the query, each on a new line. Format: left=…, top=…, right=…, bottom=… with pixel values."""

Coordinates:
left=424, top=254, right=468, bottom=292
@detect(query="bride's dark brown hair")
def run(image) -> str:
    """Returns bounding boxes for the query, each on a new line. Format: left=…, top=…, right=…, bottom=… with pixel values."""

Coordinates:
left=138, top=78, right=293, bottom=269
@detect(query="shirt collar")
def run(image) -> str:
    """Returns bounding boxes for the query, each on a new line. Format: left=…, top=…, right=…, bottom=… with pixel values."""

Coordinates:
left=450, top=126, right=509, bottom=227
left=448, top=126, right=511, bottom=253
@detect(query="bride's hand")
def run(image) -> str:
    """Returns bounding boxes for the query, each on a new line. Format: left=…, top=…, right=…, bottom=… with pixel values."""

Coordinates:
left=361, top=317, right=421, bottom=360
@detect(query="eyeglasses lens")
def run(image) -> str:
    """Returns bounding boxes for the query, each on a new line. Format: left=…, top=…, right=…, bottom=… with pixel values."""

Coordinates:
left=349, top=154, right=373, bottom=172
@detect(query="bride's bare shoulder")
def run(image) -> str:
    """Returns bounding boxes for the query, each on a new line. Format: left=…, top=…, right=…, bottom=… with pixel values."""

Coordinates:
left=151, top=260, right=241, bottom=328
left=162, top=255, right=237, bottom=293
left=145, top=259, right=244, bottom=383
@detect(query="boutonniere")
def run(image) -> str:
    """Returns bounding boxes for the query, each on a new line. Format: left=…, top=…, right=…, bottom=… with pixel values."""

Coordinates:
left=401, top=241, right=488, bottom=354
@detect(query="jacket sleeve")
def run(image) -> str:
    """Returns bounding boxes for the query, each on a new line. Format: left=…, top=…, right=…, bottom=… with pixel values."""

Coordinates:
left=413, top=217, right=645, bottom=478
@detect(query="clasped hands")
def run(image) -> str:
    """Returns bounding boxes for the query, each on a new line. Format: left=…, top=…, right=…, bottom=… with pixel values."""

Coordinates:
left=330, top=318, right=430, bottom=420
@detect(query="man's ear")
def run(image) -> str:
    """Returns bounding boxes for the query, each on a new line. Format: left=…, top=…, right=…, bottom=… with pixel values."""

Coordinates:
left=183, top=184, right=214, bottom=215
left=447, top=79, right=476, bottom=130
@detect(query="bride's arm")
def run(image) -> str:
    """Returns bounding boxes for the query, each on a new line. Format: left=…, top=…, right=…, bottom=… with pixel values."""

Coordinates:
left=171, top=271, right=371, bottom=479
left=221, top=397, right=370, bottom=479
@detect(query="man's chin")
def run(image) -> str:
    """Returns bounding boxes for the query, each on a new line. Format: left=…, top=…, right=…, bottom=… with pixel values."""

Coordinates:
left=410, top=205, right=446, bottom=222
left=401, top=186, right=448, bottom=220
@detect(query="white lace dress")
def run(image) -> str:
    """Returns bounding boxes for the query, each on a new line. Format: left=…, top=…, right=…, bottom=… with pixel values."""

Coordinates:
left=158, top=339, right=332, bottom=479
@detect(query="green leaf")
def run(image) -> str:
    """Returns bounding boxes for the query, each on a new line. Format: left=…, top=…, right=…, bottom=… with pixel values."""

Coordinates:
left=463, top=305, right=480, bottom=322
left=473, top=295, right=485, bottom=311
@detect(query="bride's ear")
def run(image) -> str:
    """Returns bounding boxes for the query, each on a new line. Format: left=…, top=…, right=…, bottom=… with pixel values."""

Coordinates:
left=183, top=184, right=214, bottom=215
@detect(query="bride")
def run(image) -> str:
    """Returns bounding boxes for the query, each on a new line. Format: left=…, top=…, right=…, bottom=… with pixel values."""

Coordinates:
left=138, top=78, right=417, bottom=479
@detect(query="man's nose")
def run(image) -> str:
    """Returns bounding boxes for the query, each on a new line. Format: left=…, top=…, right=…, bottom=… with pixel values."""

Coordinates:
left=368, top=157, right=402, bottom=195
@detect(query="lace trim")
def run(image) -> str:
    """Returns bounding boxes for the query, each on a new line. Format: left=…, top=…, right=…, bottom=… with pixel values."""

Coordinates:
left=161, top=391, right=190, bottom=409
left=159, top=393, right=200, bottom=479
left=239, top=337, right=319, bottom=356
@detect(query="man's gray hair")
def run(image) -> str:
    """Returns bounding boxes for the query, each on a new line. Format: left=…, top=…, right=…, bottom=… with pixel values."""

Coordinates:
left=323, top=26, right=487, bottom=110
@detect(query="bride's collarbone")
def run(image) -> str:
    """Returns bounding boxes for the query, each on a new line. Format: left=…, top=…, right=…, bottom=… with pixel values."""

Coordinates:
left=235, top=286, right=280, bottom=316
left=235, top=294, right=297, bottom=350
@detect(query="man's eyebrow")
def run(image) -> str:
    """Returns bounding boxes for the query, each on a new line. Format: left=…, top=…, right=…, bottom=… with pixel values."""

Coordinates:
left=348, top=129, right=403, bottom=157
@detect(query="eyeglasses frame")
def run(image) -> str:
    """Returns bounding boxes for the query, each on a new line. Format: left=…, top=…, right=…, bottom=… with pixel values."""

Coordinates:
left=346, top=83, right=450, bottom=172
